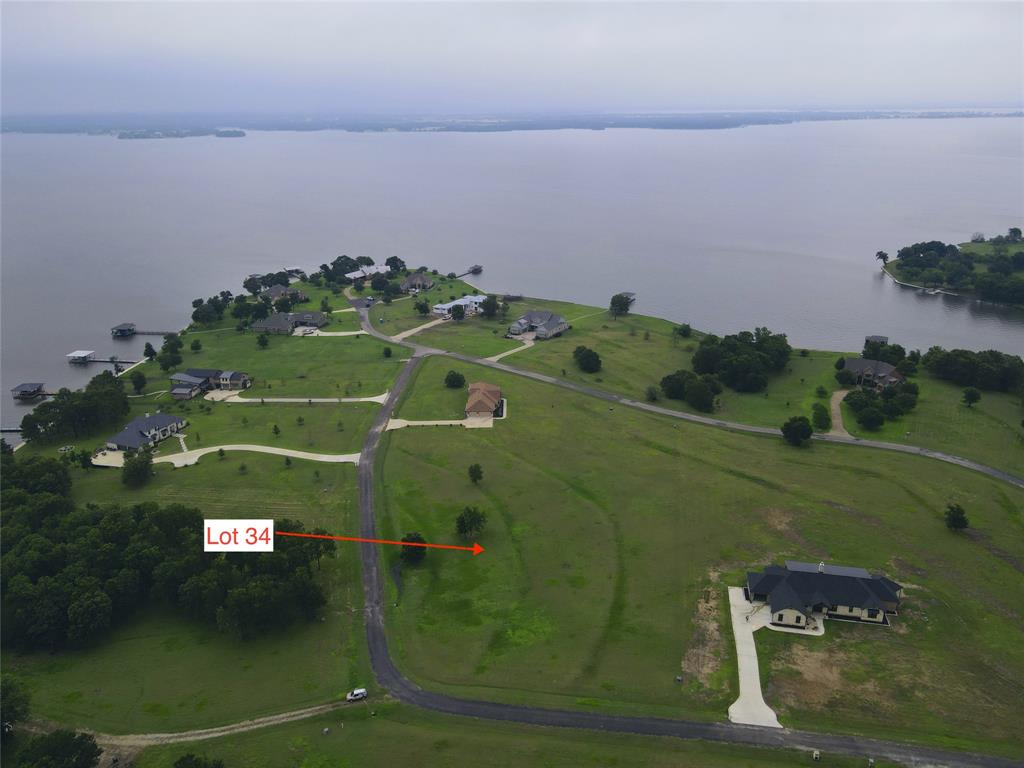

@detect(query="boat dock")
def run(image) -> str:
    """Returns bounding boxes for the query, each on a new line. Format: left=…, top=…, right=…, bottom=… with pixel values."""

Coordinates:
left=67, top=350, right=140, bottom=365
left=111, top=323, right=175, bottom=338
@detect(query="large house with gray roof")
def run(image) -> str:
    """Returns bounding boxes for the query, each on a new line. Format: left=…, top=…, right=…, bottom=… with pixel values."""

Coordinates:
left=746, top=561, right=903, bottom=628
left=251, top=311, right=328, bottom=335
left=260, top=284, right=307, bottom=303
left=508, top=310, right=570, bottom=340
left=841, top=358, right=904, bottom=389
left=170, top=368, right=252, bottom=400
left=107, top=413, right=187, bottom=452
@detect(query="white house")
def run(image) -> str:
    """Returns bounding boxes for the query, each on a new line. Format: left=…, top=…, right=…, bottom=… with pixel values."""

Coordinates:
left=432, top=295, right=488, bottom=318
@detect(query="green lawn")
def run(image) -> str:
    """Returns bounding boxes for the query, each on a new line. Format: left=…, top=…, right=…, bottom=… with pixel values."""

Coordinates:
left=134, top=703, right=895, bottom=768
left=8, top=456, right=368, bottom=734
left=376, top=356, right=1024, bottom=756
left=366, top=275, right=483, bottom=336
left=841, top=372, right=1024, bottom=476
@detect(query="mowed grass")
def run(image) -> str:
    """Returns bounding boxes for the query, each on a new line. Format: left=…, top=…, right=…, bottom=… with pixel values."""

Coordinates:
left=134, top=702, right=896, bottom=768
left=377, top=356, right=1024, bottom=756
left=366, top=275, right=483, bottom=336
left=842, top=372, right=1024, bottom=476
left=173, top=325, right=401, bottom=397
left=8, top=456, right=368, bottom=734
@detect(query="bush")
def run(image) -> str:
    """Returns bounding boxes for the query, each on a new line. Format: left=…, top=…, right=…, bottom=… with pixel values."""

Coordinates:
left=383, top=347, right=393, bottom=358
left=445, top=370, right=466, bottom=389
left=400, top=532, right=427, bottom=564
left=815, top=385, right=828, bottom=398
left=856, top=407, right=885, bottom=430
left=644, top=385, right=660, bottom=402
left=834, top=368, right=856, bottom=387
left=945, top=503, right=969, bottom=531
left=811, top=402, right=832, bottom=431
left=573, top=346, right=602, bottom=373
left=121, top=449, right=153, bottom=487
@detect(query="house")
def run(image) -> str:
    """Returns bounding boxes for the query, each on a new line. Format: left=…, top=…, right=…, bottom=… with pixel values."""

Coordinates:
left=106, top=412, right=187, bottom=451
left=169, top=372, right=207, bottom=400
left=401, top=272, right=435, bottom=292
left=465, top=382, right=503, bottom=417
left=11, top=383, right=45, bottom=401
left=218, top=370, right=252, bottom=390
left=746, top=561, right=903, bottom=628
left=111, top=323, right=137, bottom=338
left=251, top=311, right=328, bottom=335
left=344, top=265, right=391, bottom=281
left=432, top=295, right=487, bottom=318
left=260, top=284, right=308, bottom=303
left=508, top=310, right=570, bottom=340
left=843, top=358, right=904, bottom=388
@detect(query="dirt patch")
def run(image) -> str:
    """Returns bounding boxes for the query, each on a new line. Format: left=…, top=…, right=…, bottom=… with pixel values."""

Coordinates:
left=759, top=507, right=824, bottom=557
left=823, top=500, right=883, bottom=528
left=681, top=581, right=725, bottom=687
left=965, top=529, right=1024, bottom=574
left=769, top=644, right=887, bottom=713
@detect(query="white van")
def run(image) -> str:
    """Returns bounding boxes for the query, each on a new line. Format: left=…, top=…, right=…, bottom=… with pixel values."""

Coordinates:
left=346, top=688, right=368, bottom=702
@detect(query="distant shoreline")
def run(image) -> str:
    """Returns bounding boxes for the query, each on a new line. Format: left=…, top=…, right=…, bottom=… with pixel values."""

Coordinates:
left=3, top=109, right=1021, bottom=138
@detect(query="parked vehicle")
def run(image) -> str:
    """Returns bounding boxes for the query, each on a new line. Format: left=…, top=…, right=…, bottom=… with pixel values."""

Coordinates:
left=346, top=687, right=368, bottom=702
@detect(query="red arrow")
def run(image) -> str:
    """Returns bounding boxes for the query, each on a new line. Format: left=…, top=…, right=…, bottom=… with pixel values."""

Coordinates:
left=276, top=530, right=484, bottom=556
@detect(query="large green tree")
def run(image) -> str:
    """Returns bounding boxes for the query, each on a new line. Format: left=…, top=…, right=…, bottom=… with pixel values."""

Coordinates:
left=456, top=507, right=488, bottom=540
left=16, top=730, right=101, bottom=768
left=609, top=292, right=635, bottom=317
left=781, top=415, right=813, bottom=446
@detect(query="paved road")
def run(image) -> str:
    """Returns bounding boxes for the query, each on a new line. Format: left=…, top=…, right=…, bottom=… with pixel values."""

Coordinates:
left=353, top=308, right=1023, bottom=768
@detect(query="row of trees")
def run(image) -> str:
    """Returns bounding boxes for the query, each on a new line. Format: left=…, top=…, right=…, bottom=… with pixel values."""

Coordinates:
left=1, top=450, right=334, bottom=648
left=921, top=346, right=1023, bottom=391
left=691, top=327, right=791, bottom=393
left=18, top=371, right=129, bottom=443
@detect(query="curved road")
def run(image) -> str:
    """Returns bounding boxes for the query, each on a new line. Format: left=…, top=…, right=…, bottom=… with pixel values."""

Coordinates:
left=356, top=309, right=1023, bottom=767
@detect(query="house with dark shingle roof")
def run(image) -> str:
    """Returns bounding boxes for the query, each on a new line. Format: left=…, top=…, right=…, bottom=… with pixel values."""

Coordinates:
left=842, top=358, right=904, bottom=389
left=251, top=311, right=327, bottom=335
left=509, top=310, right=570, bottom=340
left=106, top=412, right=187, bottom=451
left=260, top=283, right=307, bottom=302
left=746, top=561, right=903, bottom=628
left=400, top=272, right=435, bottom=292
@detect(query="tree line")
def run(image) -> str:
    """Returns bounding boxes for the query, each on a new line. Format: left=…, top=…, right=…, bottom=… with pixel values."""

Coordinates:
left=18, top=371, right=129, bottom=444
left=921, top=346, right=1023, bottom=392
left=1, top=448, right=335, bottom=649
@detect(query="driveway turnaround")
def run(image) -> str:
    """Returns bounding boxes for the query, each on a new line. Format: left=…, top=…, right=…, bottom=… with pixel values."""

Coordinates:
left=726, top=587, right=782, bottom=728
left=153, top=445, right=360, bottom=467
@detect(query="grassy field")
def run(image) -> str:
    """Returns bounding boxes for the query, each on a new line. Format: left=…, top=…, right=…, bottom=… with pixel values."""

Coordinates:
left=134, top=703, right=897, bottom=768
left=842, top=372, right=1023, bottom=476
left=376, top=356, right=1024, bottom=756
left=365, top=275, right=482, bottom=335
left=8, top=456, right=368, bottom=734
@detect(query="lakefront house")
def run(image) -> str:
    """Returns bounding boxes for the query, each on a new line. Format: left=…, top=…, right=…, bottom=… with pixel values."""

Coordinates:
left=106, top=413, right=188, bottom=452
left=508, top=310, right=570, bottom=339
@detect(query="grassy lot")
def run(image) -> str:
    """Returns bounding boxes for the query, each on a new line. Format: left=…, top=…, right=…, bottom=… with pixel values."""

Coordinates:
left=366, top=275, right=483, bottom=336
left=8, top=456, right=368, bottom=734
left=377, top=356, right=1024, bottom=756
left=841, top=372, right=1024, bottom=476
left=134, top=703, right=896, bottom=768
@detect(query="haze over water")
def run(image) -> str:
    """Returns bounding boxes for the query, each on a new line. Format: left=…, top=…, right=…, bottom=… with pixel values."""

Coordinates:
left=2, top=116, right=1022, bottom=425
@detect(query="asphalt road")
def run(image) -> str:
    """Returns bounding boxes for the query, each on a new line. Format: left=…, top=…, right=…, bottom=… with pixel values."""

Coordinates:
left=357, top=308, right=1023, bottom=768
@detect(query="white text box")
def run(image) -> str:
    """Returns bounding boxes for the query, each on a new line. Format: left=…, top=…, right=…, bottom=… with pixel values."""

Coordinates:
left=204, top=519, right=275, bottom=552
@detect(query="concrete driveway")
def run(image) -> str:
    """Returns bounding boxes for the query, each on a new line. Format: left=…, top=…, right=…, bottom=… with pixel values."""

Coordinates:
left=726, top=587, right=782, bottom=728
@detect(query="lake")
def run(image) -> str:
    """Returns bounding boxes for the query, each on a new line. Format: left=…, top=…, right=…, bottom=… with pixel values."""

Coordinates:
left=2, top=117, right=1022, bottom=426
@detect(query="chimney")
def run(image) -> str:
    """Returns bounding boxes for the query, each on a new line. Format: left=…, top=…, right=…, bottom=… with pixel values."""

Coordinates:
left=818, top=561, right=825, bottom=573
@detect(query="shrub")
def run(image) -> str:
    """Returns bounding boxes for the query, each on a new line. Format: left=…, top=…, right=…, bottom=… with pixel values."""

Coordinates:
left=573, top=346, right=602, bottom=373
left=945, top=503, right=969, bottom=531
left=811, top=402, right=831, bottom=431
left=445, top=370, right=466, bottom=389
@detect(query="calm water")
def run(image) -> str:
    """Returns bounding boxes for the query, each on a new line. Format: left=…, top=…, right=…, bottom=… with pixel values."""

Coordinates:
left=2, top=118, right=1022, bottom=426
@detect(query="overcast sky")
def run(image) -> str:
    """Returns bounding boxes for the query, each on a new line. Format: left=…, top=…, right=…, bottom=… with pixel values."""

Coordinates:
left=2, top=1, right=1021, bottom=115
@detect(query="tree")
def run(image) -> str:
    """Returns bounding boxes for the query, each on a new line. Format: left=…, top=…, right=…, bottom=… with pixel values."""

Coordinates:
left=456, top=507, right=487, bottom=539
left=468, top=463, right=483, bottom=484
left=243, top=276, right=262, bottom=295
left=272, top=424, right=281, bottom=436
left=480, top=294, right=499, bottom=319
left=130, top=370, right=147, bottom=394
left=811, top=402, right=832, bottom=431
left=383, top=347, right=393, bottom=358
left=1, top=674, right=30, bottom=740
left=445, top=370, right=466, bottom=389
left=573, top=345, right=602, bottom=373
left=67, top=590, right=113, bottom=645
left=190, top=339, right=202, bottom=353
left=284, top=456, right=292, bottom=468
left=855, top=406, right=885, bottom=430
left=875, top=250, right=889, bottom=267
left=1008, top=227, right=1022, bottom=242
left=644, top=385, right=659, bottom=402
left=676, top=323, right=692, bottom=338
left=17, top=730, right=101, bottom=768
left=944, top=503, right=969, bottom=531
left=834, top=368, right=856, bottom=387
left=962, top=387, right=981, bottom=408
left=400, top=532, right=427, bottom=564
left=143, top=342, right=157, bottom=360
left=451, top=304, right=466, bottom=323
left=121, top=450, right=153, bottom=487
left=781, top=415, right=813, bottom=446
left=609, top=292, right=635, bottom=317
left=685, top=379, right=715, bottom=412
left=218, top=448, right=225, bottom=460
left=257, top=334, right=269, bottom=349
left=414, top=299, right=430, bottom=316
left=158, top=351, right=183, bottom=371
left=370, top=274, right=389, bottom=292
left=385, top=255, right=406, bottom=273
